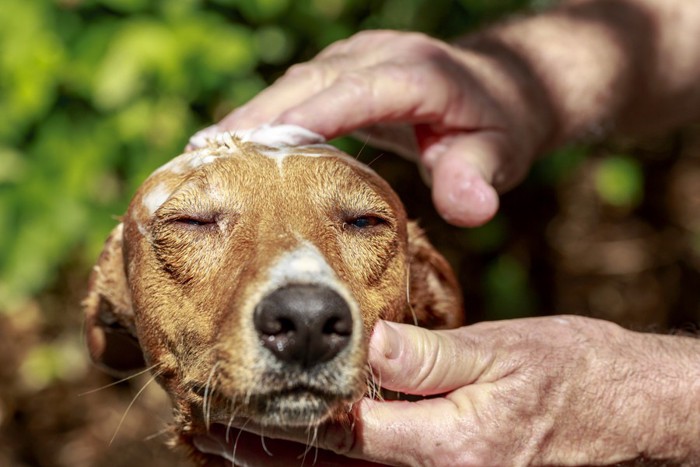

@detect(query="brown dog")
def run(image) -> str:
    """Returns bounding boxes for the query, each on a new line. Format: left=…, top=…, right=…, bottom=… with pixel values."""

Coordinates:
left=84, top=127, right=463, bottom=464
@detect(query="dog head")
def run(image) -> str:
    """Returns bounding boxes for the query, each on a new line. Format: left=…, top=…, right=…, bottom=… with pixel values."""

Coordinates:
left=84, top=126, right=463, bottom=461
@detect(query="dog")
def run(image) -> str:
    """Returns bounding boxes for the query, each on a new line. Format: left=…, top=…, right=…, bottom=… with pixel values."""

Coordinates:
left=83, top=125, right=464, bottom=465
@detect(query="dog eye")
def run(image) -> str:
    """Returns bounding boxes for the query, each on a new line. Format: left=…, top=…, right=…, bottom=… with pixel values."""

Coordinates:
left=178, top=218, right=210, bottom=226
left=170, top=216, right=217, bottom=228
left=345, top=215, right=386, bottom=229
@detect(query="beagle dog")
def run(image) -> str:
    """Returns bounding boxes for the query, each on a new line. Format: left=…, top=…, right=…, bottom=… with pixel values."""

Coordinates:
left=84, top=125, right=463, bottom=465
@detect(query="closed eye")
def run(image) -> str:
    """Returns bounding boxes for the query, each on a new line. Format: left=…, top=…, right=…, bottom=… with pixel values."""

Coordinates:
left=169, top=215, right=218, bottom=229
left=177, top=218, right=213, bottom=226
left=344, top=215, right=387, bottom=230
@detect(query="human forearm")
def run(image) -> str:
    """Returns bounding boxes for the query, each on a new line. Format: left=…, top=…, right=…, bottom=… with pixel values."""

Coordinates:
left=633, top=332, right=700, bottom=464
left=524, top=323, right=700, bottom=465
left=461, top=0, right=700, bottom=147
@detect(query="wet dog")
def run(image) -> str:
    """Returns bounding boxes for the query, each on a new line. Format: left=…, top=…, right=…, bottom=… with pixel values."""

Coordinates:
left=83, top=126, right=463, bottom=464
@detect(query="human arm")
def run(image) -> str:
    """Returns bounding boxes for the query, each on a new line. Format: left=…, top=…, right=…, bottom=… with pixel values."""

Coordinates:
left=195, top=317, right=700, bottom=465
left=208, top=0, right=700, bottom=227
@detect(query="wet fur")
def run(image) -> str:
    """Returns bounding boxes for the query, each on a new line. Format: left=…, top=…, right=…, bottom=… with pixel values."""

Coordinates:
left=84, top=137, right=464, bottom=464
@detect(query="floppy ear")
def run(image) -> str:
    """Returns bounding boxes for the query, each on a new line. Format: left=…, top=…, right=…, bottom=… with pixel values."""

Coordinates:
left=83, top=223, right=145, bottom=376
left=406, top=221, right=464, bottom=329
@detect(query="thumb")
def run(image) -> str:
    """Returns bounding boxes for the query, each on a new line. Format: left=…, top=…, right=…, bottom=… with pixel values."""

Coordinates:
left=419, top=130, right=529, bottom=227
left=368, top=321, right=491, bottom=396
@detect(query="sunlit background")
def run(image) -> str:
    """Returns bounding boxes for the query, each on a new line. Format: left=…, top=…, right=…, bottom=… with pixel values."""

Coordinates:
left=1, top=0, right=699, bottom=465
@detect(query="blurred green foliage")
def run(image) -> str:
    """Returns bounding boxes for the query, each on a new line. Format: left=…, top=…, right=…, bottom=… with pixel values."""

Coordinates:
left=594, top=155, right=644, bottom=209
left=484, top=254, right=536, bottom=320
left=0, top=0, right=549, bottom=313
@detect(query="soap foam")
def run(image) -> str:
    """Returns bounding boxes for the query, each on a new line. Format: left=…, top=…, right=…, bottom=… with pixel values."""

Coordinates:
left=188, top=124, right=326, bottom=150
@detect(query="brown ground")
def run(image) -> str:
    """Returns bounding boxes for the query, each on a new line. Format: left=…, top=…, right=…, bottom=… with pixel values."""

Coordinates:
left=1, top=128, right=698, bottom=466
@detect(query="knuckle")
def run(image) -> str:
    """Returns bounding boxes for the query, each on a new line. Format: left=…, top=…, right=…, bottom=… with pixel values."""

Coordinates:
left=400, top=32, right=448, bottom=58
left=335, top=70, right=374, bottom=97
left=283, top=61, right=329, bottom=88
left=352, top=29, right=389, bottom=42
left=284, top=61, right=316, bottom=79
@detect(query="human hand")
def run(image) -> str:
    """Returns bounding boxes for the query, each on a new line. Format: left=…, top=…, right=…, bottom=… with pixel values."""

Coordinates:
left=194, top=317, right=700, bottom=466
left=204, top=30, right=554, bottom=227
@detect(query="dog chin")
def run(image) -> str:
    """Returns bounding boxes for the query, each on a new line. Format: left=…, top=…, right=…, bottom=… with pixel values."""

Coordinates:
left=250, top=388, right=354, bottom=427
left=197, top=388, right=354, bottom=429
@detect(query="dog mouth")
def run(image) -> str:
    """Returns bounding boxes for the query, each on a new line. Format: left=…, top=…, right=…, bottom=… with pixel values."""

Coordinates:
left=190, top=383, right=356, bottom=427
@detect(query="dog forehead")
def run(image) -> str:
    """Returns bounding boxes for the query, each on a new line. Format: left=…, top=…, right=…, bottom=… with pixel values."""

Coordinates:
left=128, top=135, right=383, bottom=228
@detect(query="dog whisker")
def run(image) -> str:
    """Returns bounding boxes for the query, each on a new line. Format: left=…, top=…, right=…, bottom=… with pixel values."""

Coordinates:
left=78, top=363, right=161, bottom=397
left=366, top=152, right=386, bottom=168
left=298, top=424, right=316, bottom=465
left=232, top=418, right=251, bottom=466
left=260, top=433, right=273, bottom=457
left=311, top=424, right=320, bottom=466
left=203, top=361, right=221, bottom=430
left=363, top=367, right=373, bottom=399
left=225, top=405, right=236, bottom=444
left=224, top=399, right=243, bottom=445
left=143, top=426, right=172, bottom=442
left=406, top=265, right=418, bottom=326
left=363, top=362, right=378, bottom=401
left=354, top=132, right=371, bottom=161
left=109, top=371, right=161, bottom=446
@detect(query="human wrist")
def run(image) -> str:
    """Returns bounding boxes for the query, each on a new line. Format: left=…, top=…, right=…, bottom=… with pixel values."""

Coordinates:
left=633, top=331, right=700, bottom=463
left=524, top=318, right=700, bottom=466
left=462, top=0, right=700, bottom=146
left=586, top=325, right=700, bottom=464
left=463, top=4, right=639, bottom=148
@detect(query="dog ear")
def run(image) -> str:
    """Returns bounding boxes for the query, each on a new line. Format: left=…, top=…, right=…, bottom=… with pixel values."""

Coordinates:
left=83, top=223, right=145, bottom=376
left=406, top=221, right=464, bottom=329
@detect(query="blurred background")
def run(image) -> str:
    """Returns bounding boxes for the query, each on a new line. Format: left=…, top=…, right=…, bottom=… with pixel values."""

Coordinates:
left=1, top=0, right=699, bottom=465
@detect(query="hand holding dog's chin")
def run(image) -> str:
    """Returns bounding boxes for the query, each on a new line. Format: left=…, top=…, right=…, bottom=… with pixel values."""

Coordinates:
left=195, top=317, right=700, bottom=466
left=362, top=319, right=700, bottom=465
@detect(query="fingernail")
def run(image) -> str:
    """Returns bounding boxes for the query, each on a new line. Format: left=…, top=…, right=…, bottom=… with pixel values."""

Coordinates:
left=435, top=166, right=499, bottom=227
left=193, top=435, right=230, bottom=459
left=422, top=142, right=449, bottom=168
left=449, top=175, right=498, bottom=224
left=370, top=320, right=402, bottom=361
left=188, top=124, right=221, bottom=149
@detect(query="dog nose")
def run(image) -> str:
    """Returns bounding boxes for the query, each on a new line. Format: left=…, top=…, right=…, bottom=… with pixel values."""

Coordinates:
left=254, top=284, right=353, bottom=368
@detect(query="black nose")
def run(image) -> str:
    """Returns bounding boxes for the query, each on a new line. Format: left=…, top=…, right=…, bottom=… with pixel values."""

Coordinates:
left=253, top=284, right=353, bottom=368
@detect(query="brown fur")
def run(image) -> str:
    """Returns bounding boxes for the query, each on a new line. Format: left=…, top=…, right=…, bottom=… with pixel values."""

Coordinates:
left=84, top=138, right=463, bottom=464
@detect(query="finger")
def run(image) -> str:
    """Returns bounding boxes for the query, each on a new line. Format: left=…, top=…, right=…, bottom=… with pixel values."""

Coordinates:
left=198, top=397, right=475, bottom=466
left=217, top=67, right=327, bottom=131
left=352, top=123, right=422, bottom=162
left=274, top=60, right=465, bottom=140
left=315, top=30, right=402, bottom=60
left=313, top=396, right=483, bottom=465
left=222, top=32, right=402, bottom=131
left=419, top=129, right=520, bottom=226
left=193, top=428, right=386, bottom=467
left=368, top=321, right=494, bottom=395
left=338, top=397, right=470, bottom=465
left=218, top=54, right=362, bottom=132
